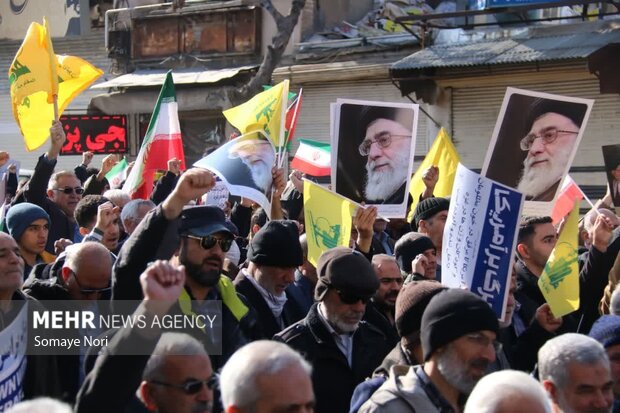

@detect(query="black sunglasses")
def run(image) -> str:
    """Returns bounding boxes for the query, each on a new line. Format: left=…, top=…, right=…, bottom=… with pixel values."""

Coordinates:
left=151, top=375, right=218, bottom=395
left=70, top=271, right=112, bottom=296
left=185, top=235, right=233, bottom=252
left=53, top=186, right=85, bottom=195
left=335, top=289, right=372, bottom=305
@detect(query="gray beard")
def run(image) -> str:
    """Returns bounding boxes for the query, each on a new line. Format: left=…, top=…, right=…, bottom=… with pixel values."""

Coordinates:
left=364, top=149, right=410, bottom=201
left=517, top=143, right=572, bottom=197
left=436, top=345, right=481, bottom=395
left=242, top=157, right=274, bottom=193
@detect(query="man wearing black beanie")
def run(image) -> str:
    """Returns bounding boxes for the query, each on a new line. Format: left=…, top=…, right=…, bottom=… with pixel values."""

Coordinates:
left=234, top=220, right=306, bottom=339
left=360, top=289, right=499, bottom=413
left=411, top=196, right=449, bottom=282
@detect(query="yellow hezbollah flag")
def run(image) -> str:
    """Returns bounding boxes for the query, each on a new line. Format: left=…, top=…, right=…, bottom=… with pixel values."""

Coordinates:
left=304, top=180, right=356, bottom=266
left=223, top=80, right=289, bottom=148
left=9, top=19, right=103, bottom=151
left=407, top=128, right=460, bottom=221
left=538, top=202, right=580, bottom=317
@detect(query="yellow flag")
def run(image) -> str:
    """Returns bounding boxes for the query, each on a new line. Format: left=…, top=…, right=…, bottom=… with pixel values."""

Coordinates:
left=9, top=20, right=103, bottom=151
left=304, top=180, right=356, bottom=266
left=538, top=202, right=580, bottom=317
left=223, top=80, right=289, bottom=149
left=407, top=128, right=460, bottom=222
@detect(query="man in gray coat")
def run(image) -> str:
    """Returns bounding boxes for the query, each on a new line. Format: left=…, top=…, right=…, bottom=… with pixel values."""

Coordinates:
left=359, top=289, right=499, bottom=412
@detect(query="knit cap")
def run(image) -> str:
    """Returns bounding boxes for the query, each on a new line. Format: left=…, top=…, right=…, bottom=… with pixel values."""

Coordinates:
left=5, top=203, right=50, bottom=241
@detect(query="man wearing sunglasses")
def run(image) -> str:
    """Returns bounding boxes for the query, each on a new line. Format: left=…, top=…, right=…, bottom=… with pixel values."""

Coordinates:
left=76, top=260, right=215, bottom=413
left=516, top=100, right=587, bottom=202
left=16, top=120, right=83, bottom=254
left=275, top=247, right=392, bottom=413
left=113, top=168, right=258, bottom=370
left=23, top=241, right=113, bottom=403
left=358, top=106, right=413, bottom=205
left=234, top=220, right=305, bottom=339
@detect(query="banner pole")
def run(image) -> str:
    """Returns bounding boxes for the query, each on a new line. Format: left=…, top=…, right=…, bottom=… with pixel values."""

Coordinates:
left=53, top=95, right=58, bottom=121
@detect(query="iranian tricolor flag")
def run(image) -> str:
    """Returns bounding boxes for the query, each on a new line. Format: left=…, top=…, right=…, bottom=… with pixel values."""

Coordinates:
left=105, top=158, right=128, bottom=189
left=291, top=139, right=330, bottom=176
left=122, top=71, right=185, bottom=199
left=550, top=175, right=584, bottom=225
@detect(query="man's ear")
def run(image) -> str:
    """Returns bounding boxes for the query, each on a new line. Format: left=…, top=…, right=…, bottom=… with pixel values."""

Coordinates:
left=516, top=243, right=530, bottom=260
left=61, top=266, right=72, bottom=283
left=418, top=219, right=428, bottom=232
left=47, top=189, right=56, bottom=200
left=139, top=381, right=158, bottom=412
left=79, top=227, right=90, bottom=236
left=251, top=224, right=261, bottom=236
left=542, top=380, right=559, bottom=404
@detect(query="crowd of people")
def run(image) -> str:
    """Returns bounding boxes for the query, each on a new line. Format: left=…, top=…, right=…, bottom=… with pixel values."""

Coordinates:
left=0, top=117, right=619, bottom=413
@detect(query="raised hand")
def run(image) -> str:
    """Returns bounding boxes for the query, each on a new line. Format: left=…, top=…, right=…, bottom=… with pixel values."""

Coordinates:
left=140, top=260, right=186, bottom=302
left=95, top=201, right=121, bottom=233
left=48, top=120, right=66, bottom=160
left=167, top=158, right=182, bottom=176
left=535, top=303, right=562, bottom=333
left=82, top=151, right=94, bottom=167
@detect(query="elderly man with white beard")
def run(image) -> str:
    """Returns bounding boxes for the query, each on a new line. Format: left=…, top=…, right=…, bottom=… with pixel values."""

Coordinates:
left=516, top=100, right=586, bottom=202
left=228, top=137, right=275, bottom=193
left=358, top=107, right=414, bottom=204
left=275, top=247, right=392, bottom=413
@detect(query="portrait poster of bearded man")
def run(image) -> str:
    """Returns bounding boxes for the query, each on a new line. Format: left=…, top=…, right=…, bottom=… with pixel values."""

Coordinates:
left=194, top=130, right=276, bottom=217
left=331, top=99, right=418, bottom=218
left=482, top=88, right=593, bottom=216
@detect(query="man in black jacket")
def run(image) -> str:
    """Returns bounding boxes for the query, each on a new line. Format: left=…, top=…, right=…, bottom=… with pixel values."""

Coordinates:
left=234, top=220, right=306, bottom=339
left=516, top=215, right=617, bottom=334
left=275, top=247, right=391, bottom=413
left=112, top=168, right=259, bottom=370
left=76, top=260, right=214, bottom=413
left=22, top=241, right=112, bottom=403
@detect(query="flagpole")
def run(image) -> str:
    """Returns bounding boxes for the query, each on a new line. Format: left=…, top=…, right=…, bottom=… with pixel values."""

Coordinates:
left=279, top=88, right=302, bottom=169
left=53, top=95, right=58, bottom=121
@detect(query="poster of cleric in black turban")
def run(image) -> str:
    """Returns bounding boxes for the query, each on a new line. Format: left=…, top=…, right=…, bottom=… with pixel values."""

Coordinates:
left=194, top=131, right=275, bottom=217
left=331, top=99, right=418, bottom=218
left=481, top=88, right=593, bottom=216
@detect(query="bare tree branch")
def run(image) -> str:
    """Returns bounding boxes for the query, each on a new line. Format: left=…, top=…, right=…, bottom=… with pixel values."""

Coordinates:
left=229, top=0, right=306, bottom=104
left=260, top=0, right=284, bottom=24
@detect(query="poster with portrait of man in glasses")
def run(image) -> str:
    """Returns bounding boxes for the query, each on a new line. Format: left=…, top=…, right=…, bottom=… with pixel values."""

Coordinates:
left=482, top=88, right=593, bottom=215
left=194, top=130, right=276, bottom=217
left=332, top=99, right=418, bottom=218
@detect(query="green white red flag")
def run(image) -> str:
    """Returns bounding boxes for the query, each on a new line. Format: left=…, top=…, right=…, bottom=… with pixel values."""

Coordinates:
left=122, top=71, right=185, bottom=199
left=291, top=139, right=330, bottom=176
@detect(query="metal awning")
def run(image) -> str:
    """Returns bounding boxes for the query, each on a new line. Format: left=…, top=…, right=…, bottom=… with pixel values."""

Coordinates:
left=391, top=20, right=620, bottom=75
left=91, top=65, right=257, bottom=89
